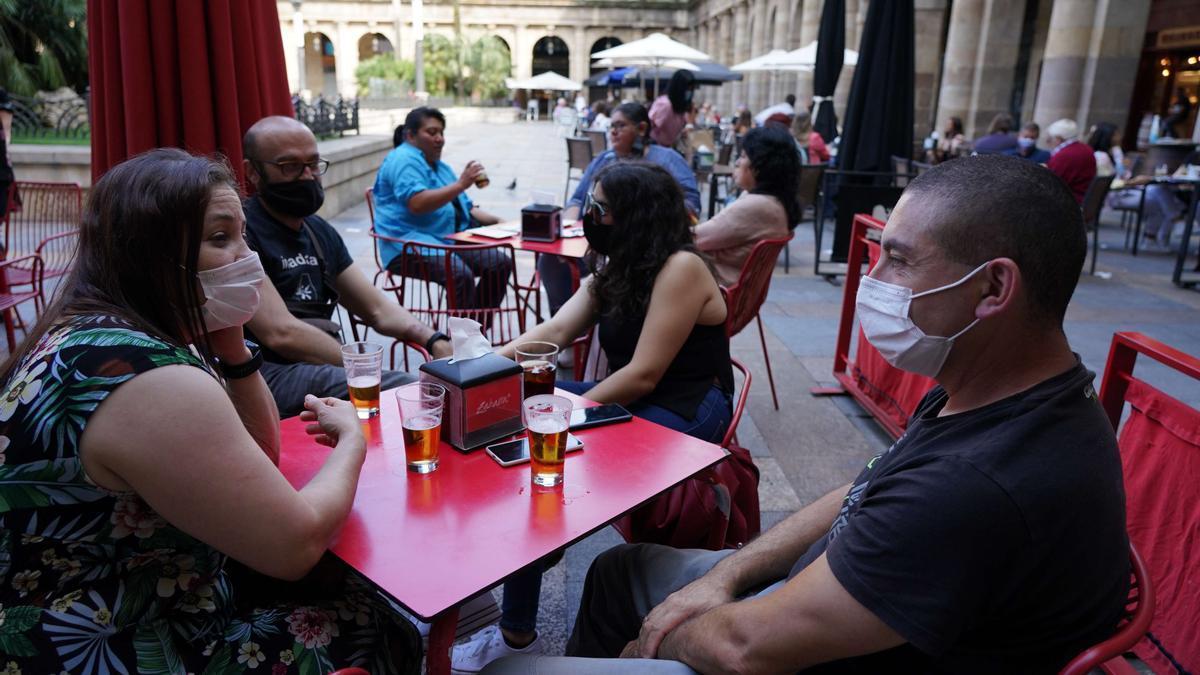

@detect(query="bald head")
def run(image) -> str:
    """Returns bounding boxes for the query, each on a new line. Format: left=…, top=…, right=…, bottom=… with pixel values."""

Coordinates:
left=242, top=116, right=320, bottom=192
left=243, top=116, right=314, bottom=162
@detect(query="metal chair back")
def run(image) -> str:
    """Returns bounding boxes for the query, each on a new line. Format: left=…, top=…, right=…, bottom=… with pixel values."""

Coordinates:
left=2, top=181, right=82, bottom=288
left=585, top=129, right=607, bottom=156
left=722, top=235, right=792, bottom=338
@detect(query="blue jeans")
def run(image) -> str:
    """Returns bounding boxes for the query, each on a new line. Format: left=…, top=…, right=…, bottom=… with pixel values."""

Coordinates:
left=536, top=255, right=589, bottom=315
left=499, top=382, right=733, bottom=635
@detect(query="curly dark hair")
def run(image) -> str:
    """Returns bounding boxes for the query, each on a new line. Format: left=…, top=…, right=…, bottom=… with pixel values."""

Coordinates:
left=588, top=161, right=706, bottom=320
left=741, top=125, right=801, bottom=226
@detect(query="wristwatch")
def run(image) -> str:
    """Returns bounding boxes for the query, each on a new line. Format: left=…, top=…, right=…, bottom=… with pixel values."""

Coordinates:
left=425, top=331, right=451, bottom=353
left=217, top=340, right=263, bottom=379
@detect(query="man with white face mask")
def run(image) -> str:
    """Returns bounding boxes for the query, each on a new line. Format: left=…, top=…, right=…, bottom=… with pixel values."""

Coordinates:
left=487, top=155, right=1129, bottom=675
left=241, top=116, right=453, bottom=418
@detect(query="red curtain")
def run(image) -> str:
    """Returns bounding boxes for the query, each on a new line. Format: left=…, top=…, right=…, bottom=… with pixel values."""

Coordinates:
left=87, top=0, right=294, bottom=185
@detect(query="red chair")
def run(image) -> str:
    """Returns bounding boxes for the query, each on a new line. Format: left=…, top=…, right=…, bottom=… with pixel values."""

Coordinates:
left=723, top=356, right=752, bottom=449
left=364, top=187, right=392, bottom=287
left=1059, top=544, right=1155, bottom=675
left=0, top=255, right=44, bottom=352
left=1, top=182, right=82, bottom=298
left=720, top=234, right=793, bottom=409
left=1094, top=331, right=1200, bottom=673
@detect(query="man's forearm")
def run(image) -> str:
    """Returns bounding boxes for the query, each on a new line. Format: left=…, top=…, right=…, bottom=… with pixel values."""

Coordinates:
left=408, top=183, right=464, bottom=214
left=371, top=305, right=435, bottom=347
left=706, top=484, right=847, bottom=594
left=265, top=322, right=346, bottom=366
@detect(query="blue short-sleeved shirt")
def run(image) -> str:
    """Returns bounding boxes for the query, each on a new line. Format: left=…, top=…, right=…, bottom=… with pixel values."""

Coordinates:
left=373, top=142, right=474, bottom=267
left=568, top=144, right=702, bottom=216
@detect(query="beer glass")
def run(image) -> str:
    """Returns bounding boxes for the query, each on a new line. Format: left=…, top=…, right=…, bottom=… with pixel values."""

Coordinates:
left=524, top=394, right=572, bottom=487
left=515, top=341, right=559, bottom=400
left=396, top=382, right=447, bottom=474
left=474, top=164, right=490, bottom=189
left=341, top=342, right=384, bottom=419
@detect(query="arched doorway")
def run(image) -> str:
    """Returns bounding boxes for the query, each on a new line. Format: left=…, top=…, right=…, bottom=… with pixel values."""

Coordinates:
left=589, top=36, right=622, bottom=102
left=304, top=32, right=337, bottom=97
left=358, top=32, right=394, bottom=62
left=469, top=35, right=513, bottom=101
left=532, top=36, right=569, bottom=76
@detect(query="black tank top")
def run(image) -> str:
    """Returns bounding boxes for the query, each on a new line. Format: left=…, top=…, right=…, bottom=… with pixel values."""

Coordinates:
left=598, top=309, right=734, bottom=420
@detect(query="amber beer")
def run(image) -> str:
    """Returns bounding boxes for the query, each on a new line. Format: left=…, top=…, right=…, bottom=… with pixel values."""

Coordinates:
left=347, top=376, right=381, bottom=419
left=474, top=167, right=490, bottom=189
left=521, top=359, right=557, bottom=399
left=528, top=416, right=568, bottom=487
left=402, top=415, right=441, bottom=474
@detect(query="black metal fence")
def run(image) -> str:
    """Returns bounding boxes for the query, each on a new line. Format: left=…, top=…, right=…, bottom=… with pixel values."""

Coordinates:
left=293, top=96, right=360, bottom=138
left=9, top=91, right=91, bottom=141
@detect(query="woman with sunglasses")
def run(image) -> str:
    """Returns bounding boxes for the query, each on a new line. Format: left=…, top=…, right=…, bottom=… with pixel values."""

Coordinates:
left=453, top=162, right=733, bottom=672
left=539, top=102, right=701, bottom=318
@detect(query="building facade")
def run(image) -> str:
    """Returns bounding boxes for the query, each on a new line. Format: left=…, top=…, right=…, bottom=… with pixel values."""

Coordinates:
left=281, top=0, right=1199, bottom=146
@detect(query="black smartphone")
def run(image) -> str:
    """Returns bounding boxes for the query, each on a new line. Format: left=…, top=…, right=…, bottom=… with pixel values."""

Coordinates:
left=485, top=434, right=583, bottom=467
left=569, top=403, right=633, bottom=431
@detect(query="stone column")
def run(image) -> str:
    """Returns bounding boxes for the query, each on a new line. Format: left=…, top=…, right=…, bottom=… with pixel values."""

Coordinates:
left=914, top=0, right=950, bottom=138
left=335, top=21, right=361, bottom=98
left=933, top=0, right=1026, bottom=139
left=795, top=0, right=822, bottom=107
left=572, top=25, right=588, bottom=83
left=513, top=25, right=532, bottom=79
left=1032, top=0, right=1150, bottom=132
left=732, top=2, right=749, bottom=110
left=720, top=11, right=735, bottom=114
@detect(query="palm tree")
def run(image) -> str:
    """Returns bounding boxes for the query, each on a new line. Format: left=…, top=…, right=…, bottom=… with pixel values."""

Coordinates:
left=0, top=0, right=88, bottom=96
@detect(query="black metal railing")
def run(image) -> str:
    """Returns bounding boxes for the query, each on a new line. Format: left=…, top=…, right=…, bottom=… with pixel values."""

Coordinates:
left=9, top=90, right=91, bottom=141
left=293, top=96, right=360, bottom=138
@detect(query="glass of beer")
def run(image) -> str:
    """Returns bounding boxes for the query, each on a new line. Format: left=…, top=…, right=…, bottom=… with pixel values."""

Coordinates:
left=341, top=342, right=384, bottom=419
left=524, top=394, right=572, bottom=487
left=474, top=165, right=490, bottom=189
left=516, top=341, right=559, bottom=401
left=396, top=382, right=447, bottom=474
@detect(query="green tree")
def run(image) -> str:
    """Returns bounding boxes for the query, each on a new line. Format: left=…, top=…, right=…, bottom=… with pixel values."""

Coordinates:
left=354, top=55, right=416, bottom=97
left=422, top=34, right=461, bottom=97
left=465, top=37, right=512, bottom=101
left=0, top=0, right=88, bottom=96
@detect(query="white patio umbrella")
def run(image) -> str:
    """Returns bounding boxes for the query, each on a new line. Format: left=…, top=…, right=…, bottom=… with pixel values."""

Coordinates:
left=504, top=71, right=582, bottom=91
left=777, top=41, right=860, bottom=68
left=731, top=49, right=811, bottom=72
left=593, top=57, right=700, bottom=72
left=591, top=32, right=712, bottom=98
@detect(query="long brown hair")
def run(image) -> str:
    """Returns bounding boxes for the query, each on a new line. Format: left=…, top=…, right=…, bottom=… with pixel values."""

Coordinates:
left=2, top=148, right=237, bottom=379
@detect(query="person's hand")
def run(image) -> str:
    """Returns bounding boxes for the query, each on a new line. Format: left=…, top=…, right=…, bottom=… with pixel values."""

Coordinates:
left=430, top=339, right=453, bottom=360
left=624, top=576, right=735, bottom=658
left=457, top=161, right=484, bottom=190
left=299, top=395, right=362, bottom=448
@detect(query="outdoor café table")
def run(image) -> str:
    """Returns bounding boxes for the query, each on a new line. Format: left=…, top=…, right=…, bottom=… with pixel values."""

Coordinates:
left=276, top=387, right=729, bottom=675
left=449, top=221, right=591, bottom=311
left=1164, top=176, right=1200, bottom=287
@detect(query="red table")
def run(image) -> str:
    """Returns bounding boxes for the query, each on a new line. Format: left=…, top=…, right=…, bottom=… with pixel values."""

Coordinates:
left=277, top=389, right=728, bottom=674
left=448, top=222, right=590, bottom=259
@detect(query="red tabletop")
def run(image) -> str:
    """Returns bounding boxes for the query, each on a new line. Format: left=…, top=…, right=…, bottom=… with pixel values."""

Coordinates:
left=449, top=222, right=590, bottom=259
left=277, top=389, right=727, bottom=621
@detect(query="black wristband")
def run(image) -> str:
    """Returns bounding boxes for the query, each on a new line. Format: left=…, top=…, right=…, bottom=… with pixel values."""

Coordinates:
left=425, top=331, right=450, bottom=353
left=217, top=341, right=263, bottom=379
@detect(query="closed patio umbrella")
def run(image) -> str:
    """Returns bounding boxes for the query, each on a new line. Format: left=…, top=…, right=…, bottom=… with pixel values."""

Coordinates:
left=88, top=0, right=293, bottom=183
left=839, top=0, right=914, bottom=175
left=812, top=0, right=845, bottom=144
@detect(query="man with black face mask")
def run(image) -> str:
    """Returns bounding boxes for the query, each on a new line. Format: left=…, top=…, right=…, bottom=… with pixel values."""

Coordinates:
left=241, top=116, right=452, bottom=418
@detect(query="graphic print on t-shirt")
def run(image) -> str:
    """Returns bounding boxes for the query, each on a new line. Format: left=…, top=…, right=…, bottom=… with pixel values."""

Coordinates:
left=294, top=273, right=318, bottom=302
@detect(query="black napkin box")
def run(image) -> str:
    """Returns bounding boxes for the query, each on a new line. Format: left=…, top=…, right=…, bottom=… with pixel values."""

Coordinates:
left=521, top=203, right=562, bottom=242
left=419, top=353, right=524, bottom=451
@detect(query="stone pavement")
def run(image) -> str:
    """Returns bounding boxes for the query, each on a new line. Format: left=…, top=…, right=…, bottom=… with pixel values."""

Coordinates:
left=326, top=117, right=1200, bottom=657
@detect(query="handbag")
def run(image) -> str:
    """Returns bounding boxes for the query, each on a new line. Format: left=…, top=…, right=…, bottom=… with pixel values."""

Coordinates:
left=613, top=441, right=761, bottom=551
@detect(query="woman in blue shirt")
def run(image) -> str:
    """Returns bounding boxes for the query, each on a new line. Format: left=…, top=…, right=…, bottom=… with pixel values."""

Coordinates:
left=373, top=107, right=511, bottom=309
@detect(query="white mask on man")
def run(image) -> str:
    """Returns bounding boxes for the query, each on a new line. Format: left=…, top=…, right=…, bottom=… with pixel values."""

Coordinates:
left=197, top=252, right=266, bottom=332
left=855, top=261, right=991, bottom=378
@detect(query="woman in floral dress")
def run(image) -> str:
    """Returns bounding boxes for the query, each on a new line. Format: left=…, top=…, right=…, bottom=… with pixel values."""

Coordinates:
left=0, top=149, right=420, bottom=674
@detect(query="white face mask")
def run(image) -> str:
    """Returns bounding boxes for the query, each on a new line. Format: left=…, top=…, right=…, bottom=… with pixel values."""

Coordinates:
left=855, top=261, right=990, bottom=378
left=197, top=252, right=266, bottom=332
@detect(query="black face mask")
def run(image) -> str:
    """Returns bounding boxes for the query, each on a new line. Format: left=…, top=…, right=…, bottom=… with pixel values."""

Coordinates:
left=258, top=177, right=325, bottom=218
left=582, top=207, right=612, bottom=256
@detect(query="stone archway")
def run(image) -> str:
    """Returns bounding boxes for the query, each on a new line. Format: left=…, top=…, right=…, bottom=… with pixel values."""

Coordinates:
left=358, top=32, right=394, bottom=62
left=532, top=35, right=570, bottom=76
left=304, top=31, right=337, bottom=97
left=589, top=36, right=623, bottom=100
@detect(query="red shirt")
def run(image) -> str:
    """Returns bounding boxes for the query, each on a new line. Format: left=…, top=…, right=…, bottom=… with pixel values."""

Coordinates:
left=1046, top=141, right=1096, bottom=204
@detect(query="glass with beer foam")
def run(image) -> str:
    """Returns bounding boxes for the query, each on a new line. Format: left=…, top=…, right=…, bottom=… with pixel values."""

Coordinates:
left=395, top=383, right=447, bottom=474
left=515, top=341, right=559, bottom=401
left=341, top=342, right=384, bottom=419
left=524, top=394, right=572, bottom=487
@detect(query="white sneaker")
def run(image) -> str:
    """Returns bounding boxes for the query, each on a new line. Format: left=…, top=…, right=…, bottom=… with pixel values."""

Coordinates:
left=451, top=625, right=542, bottom=674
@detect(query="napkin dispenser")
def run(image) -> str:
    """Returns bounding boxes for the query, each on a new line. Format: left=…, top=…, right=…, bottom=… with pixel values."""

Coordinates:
left=521, top=203, right=562, bottom=242
left=419, top=353, right=524, bottom=450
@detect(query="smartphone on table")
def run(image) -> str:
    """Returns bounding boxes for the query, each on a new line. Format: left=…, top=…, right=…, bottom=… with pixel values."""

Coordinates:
left=486, top=434, right=584, bottom=467
left=568, top=403, right=633, bottom=431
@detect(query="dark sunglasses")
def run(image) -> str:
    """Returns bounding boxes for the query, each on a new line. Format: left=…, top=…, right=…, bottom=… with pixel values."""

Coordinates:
left=584, top=189, right=609, bottom=218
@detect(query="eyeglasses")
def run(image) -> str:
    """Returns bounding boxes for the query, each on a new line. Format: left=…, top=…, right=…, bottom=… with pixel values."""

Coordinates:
left=609, top=121, right=632, bottom=131
left=584, top=189, right=609, bottom=218
left=253, top=158, right=330, bottom=179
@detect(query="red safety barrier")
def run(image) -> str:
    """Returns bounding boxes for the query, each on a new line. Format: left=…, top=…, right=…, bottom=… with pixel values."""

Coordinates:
left=1098, top=332, right=1200, bottom=674
left=813, top=214, right=935, bottom=439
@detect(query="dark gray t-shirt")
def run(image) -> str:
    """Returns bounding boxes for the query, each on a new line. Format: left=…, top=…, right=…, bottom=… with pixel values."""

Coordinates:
left=791, top=361, right=1128, bottom=674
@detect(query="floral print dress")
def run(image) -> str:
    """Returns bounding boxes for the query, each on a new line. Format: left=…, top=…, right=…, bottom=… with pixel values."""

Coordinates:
left=0, top=315, right=420, bottom=674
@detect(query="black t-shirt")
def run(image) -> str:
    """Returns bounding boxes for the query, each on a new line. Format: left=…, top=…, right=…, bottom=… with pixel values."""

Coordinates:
left=790, top=361, right=1129, bottom=674
left=243, top=197, right=354, bottom=362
